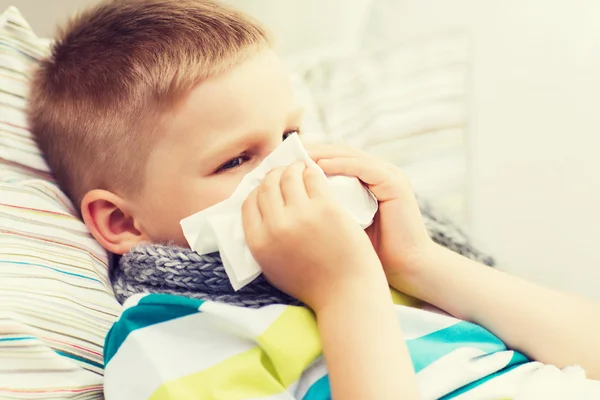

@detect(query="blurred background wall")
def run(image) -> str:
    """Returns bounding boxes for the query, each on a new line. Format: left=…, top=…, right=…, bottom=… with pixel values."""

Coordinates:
left=3, top=0, right=599, bottom=301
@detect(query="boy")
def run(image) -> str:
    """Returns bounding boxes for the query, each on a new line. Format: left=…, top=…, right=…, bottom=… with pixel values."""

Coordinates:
left=28, top=0, right=600, bottom=398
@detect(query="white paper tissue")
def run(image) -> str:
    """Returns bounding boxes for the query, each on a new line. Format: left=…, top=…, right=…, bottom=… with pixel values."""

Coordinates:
left=180, top=133, right=378, bottom=290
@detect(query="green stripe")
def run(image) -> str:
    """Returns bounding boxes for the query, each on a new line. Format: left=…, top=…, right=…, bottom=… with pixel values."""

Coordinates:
left=0, top=64, right=28, bottom=77
left=0, top=86, right=26, bottom=99
left=104, top=294, right=204, bottom=366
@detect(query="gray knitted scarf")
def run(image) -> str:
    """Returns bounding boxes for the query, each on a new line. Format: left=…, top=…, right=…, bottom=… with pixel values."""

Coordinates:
left=111, top=201, right=494, bottom=307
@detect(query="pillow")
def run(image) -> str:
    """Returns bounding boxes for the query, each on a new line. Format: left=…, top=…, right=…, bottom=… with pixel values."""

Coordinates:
left=224, top=0, right=374, bottom=61
left=0, top=7, right=121, bottom=399
left=299, top=32, right=470, bottom=225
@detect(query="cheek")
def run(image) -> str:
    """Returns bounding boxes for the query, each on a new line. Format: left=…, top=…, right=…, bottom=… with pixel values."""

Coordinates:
left=136, top=174, right=245, bottom=245
left=178, top=176, right=242, bottom=217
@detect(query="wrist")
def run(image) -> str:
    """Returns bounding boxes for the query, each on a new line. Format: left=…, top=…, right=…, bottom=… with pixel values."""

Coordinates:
left=314, top=275, right=399, bottom=349
left=386, top=241, right=446, bottom=298
left=312, top=267, right=391, bottom=316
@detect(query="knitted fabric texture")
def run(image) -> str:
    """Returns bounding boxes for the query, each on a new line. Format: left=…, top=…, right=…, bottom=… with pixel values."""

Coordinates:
left=113, top=246, right=301, bottom=308
left=112, top=201, right=494, bottom=307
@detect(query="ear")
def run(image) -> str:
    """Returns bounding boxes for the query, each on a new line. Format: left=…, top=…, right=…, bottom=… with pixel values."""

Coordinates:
left=81, top=189, right=149, bottom=255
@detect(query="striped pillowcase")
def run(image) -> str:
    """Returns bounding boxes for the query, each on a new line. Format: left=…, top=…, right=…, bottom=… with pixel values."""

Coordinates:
left=0, top=7, right=121, bottom=399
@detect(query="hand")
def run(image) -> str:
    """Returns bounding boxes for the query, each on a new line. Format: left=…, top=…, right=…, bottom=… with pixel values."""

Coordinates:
left=242, top=162, right=385, bottom=312
left=309, top=144, right=434, bottom=285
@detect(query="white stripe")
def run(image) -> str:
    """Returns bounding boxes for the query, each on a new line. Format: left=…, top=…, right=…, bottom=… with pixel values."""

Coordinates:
left=457, top=362, right=543, bottom=399
left=295, top=357, right=328, bottom=399
left=121, top=293, right=148, bottom=310
left=417, top=347, right=513, bottom=400
left=0, top=356, right=102, bottom=390
left=104, top=311, right=257, bottom=400
left=396, top=305, right=460, bottom=340
left=246, top=392, right=296, bottom=400
left=200, top=301, right=287, bottom=339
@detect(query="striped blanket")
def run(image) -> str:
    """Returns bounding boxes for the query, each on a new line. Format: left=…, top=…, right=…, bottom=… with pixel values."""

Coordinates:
left=103, top=292, right=599, bottom=400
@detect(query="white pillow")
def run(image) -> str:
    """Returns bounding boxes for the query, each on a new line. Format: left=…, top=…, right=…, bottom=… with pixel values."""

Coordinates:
left=0, top=7, right=121, bottom=399
left=299, top=32, right=471, bottom=225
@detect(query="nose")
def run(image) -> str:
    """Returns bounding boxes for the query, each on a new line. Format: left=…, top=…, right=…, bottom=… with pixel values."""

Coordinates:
left=259, top=135, right=287, bottom=160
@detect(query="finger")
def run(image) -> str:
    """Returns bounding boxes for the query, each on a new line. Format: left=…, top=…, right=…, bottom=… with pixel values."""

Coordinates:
left=280, top=162, right=309, bottom=205
left=317, top=157, right=387, bottom=185
left=303, top=165, right=330, bottom=199
left=242, top=188, right=263, bottom=243
left=307, top=143, right=366, bottom=162
left=257, top=167, right=285, bottom=220
left=317, top=157, right=396, bottom=201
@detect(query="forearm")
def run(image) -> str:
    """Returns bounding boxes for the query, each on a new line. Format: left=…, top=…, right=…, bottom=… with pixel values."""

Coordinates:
left=316, top=275, right=419, bottom=400
left=390, top=244, right=600, bottom=379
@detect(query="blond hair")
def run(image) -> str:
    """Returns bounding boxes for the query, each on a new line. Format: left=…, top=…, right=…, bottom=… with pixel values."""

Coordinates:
left=28, top=0, right=271, bottom=208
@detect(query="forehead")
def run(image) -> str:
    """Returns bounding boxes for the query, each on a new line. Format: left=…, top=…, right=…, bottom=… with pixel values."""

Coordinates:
left=162, top=50, right=296, bottom=146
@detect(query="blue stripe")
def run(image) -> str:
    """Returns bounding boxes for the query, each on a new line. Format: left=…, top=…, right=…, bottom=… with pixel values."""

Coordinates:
left=406, top=321, right=506, bottom=372
left=302, top=374, right=331, bottom=400
left=0, top=260, right=101, bottom=282
left=55, top=350, right=104, bottom=370
left=509, top=351, right=530, bottom=365
left=300, top=329, right=529, bottom=399
left=104, top=294, right=204, bottom=366
left=0, top=336, right=37, bottom=342
left=0, top=336, right=104, bottom=369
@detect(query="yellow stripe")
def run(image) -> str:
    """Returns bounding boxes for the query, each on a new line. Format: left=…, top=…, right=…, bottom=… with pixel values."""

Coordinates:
left=149, top=293, right=420, bottom=399
left=149, top=307, right=320, bottom=400
left=390, top=288, right=421, bottom=307
left=148, top=347, right=283, bottom=400
left=257, top=306, right=321, bottom=387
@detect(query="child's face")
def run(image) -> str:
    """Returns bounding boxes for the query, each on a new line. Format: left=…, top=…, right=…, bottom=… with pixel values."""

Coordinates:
left=131, top=50, right=303, bottom=247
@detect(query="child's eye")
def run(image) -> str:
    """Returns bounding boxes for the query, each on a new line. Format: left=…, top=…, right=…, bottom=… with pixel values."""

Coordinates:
left=215, top=154, right=250, bottom=173
left=283, top=129, right=300, bottom=141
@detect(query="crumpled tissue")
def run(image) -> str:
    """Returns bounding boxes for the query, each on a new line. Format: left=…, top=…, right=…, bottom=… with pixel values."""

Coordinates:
left=180, top=133, right=378, bottom=290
